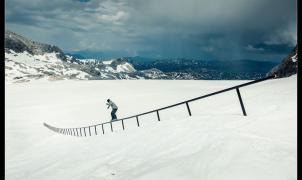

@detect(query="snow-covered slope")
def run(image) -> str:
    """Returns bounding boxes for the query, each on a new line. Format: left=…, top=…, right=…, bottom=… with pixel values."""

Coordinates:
left=5, top=49, right=91, bottom=83
left=78, top=59, right=136, bottom=73
left=5, top=30, right=65, bottom=58
left=5, top=30, right=93, bottom=83
left=5, top=76, right=297, bottom=180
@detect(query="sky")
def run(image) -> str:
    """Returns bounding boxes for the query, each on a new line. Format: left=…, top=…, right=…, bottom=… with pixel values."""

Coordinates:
left=5, top=0, right=297, bottom=61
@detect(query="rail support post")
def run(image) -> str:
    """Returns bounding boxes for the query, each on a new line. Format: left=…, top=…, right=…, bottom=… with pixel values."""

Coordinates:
left=136, top=116, right=140, bottom=127
left=186, top=102, right=192, bottom=116
left=110, top=122, right=113, bottom=132
left=94, top=125, right=97, bottom=135
left=121, top=119, right=125, bottom=130
left=236, top=88, right=247, bottom=116
left=156, top=111, right=160, bottom=121
left=102, top=124, right=104, bottom=134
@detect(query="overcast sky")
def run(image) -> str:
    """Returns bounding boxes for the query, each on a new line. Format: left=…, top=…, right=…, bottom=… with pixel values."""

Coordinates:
left=5, top=0, right=297, bottom=61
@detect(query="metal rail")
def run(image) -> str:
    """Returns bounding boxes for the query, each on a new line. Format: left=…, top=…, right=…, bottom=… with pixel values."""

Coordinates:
left=44, top=75, right=276, bottom=137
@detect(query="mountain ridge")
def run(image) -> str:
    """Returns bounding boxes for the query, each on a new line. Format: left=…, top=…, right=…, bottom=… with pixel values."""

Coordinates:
left=5, top=30, right=295, bottom=83
left=5, top=30, right=169, bottom=82
left=267, top=46, right=298, bottom=78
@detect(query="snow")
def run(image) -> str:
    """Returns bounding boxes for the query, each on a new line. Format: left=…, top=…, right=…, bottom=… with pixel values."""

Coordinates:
left=62, top=68, right=90, bottom=79
left=5, top=76, right=297, bottom=180
left=102, top=62, right=136, bottom=73
left=291, top=53, right=297, bottom=62
left=116, top=63, right=136, bottom=73
left=104, top=66, right=115, bottom=72
left=5, top=50, right=92, bottom=82
left=65, top=55, right=74, bottom=61
left=78, top=59, right=101, bottom=64
left=103, top=60, right=114, bottom=65
left=5, top=50, right=62, bottom=66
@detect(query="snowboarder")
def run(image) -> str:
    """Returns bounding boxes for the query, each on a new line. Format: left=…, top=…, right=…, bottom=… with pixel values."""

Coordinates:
left=106, top=99, right=118, bottom=121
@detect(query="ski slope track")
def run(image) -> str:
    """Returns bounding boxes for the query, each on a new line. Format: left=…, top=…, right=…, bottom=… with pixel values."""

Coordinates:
left=5, top=76, right=297, bottom=180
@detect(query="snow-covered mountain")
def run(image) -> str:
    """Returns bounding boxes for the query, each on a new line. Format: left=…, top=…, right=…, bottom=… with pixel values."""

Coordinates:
left=5, top=31, right=170, bottom=83
left=5, top=30, right=66, bottom=59
left=267, top=45, right=298, bottom=78
left=5, top=30, right=91, bottom=82
left=5, top=30, right=294, bottom=83
left=5, top=49, right=92, bottom=82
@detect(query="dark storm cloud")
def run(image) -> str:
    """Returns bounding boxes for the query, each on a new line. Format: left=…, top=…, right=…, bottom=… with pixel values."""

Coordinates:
left=5, top=0, right=297, bottom=61
left=246, top=43, right=293, bottom=54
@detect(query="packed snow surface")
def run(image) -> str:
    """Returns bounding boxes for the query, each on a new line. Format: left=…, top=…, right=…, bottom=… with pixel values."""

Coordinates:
left=5, top=76, right=297, bottom=180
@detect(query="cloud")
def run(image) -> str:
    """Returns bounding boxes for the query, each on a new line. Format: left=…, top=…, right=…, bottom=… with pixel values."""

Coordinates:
left=264, top=21, right=297, bottom=46
left=96, top=11, right=128, bottom=25
left=246, top=45, right=265, bottom=52
left=248, top=43, right=293, bottom=54
left=5, top=0, right=297, bottom=61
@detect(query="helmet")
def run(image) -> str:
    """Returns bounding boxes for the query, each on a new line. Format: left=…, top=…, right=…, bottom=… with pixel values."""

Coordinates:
left=107, top=99, right=110, bottom=102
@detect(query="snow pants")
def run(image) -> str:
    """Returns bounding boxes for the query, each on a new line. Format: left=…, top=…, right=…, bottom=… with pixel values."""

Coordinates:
left=111, top=108, right=118, bottom=121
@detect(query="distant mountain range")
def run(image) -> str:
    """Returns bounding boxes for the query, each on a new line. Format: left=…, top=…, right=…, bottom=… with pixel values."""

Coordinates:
left=4, top=30, right=297, bottom=83
left=126, top=58, right=278, bottom=80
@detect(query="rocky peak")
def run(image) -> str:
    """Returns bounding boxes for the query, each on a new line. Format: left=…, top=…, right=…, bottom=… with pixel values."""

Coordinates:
left=5, top=30, right=67, bottom=60
left=267, top=45, right=298, bottom=78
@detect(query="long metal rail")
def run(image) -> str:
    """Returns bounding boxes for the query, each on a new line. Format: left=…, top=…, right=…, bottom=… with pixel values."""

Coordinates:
left=44, top=75, right=276, bottom=136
